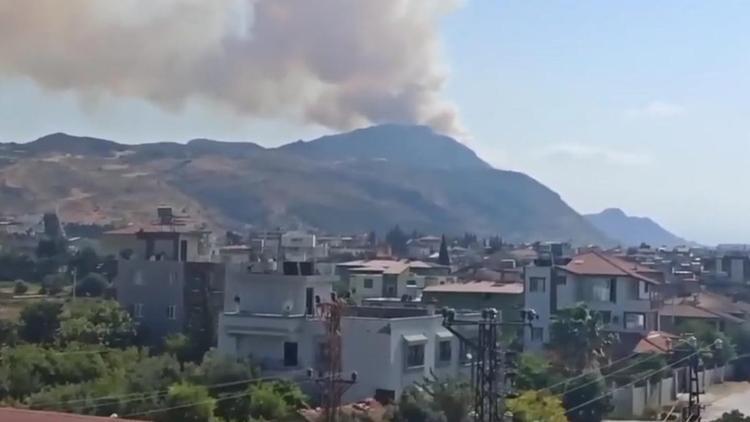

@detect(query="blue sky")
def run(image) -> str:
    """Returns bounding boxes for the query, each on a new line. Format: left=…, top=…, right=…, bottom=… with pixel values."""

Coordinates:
left=1, top=1, right=749, bottom=244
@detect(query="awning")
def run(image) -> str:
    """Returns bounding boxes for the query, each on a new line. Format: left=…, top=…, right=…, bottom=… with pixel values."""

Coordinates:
left=402, top=334, right=428, bottom=344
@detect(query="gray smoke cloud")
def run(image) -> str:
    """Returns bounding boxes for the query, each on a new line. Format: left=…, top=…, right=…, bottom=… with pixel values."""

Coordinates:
left=0, top=0, right=464, bottom=136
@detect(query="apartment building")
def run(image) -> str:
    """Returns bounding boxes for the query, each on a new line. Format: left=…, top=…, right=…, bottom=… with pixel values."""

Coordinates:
left=217, top=261, right=468, bottom=403
left=111, top=207, right=224, bottom=350
left=336, top=259, right=452, bottom=303
left=524, top=251, right=663, bottom=349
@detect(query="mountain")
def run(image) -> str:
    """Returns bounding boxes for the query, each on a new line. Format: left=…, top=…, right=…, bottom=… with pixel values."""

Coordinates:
left=0, top=125, right=609, bottom=244
left=584, top=208, right=687, bottom=247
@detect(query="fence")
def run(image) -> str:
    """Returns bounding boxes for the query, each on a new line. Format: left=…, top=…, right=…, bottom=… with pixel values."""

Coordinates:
left=609, top=364, right=734, bottom=419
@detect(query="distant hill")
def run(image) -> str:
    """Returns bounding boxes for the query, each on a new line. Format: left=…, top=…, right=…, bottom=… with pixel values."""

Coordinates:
left=0, top=125, right=609, bottom=244
left=584, top=208, right=687, bottom=247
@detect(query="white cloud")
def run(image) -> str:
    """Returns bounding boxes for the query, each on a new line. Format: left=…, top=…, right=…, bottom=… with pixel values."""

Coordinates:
left=541, top=143, right=653, bottom=166
left=625, top=101, right=685, bottom=118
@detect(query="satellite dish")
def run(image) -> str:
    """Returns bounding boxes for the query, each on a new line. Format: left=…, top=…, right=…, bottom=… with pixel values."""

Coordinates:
left=282, top=299, right=294, bottom=314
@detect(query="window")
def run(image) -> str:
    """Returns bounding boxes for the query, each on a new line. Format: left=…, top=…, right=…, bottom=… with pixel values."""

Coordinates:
left=363, top=279, right=374, bottom=289
left=609, top=278, right=617, bottom=303
left=589, top=279, right=611, bottom=302
left=624, top=312, right=646, bottom=330
left=531, top=327, right=544, bottom=342
left=529, top=277, right=546, bottom=292
left=599, top=311, right=612, bottom=325
left=438, top=340, right=452, bottom=362
left=133, top=271, right=144, bottom=286
left=133, top=303, right=143, bottom=318
left=406, top=279, right=417, bottom=287
left=283, top=342, right=299, bottom=367
left=406, top=344, right=425, bottom=368
left=167, top=305, right=176, bottom=320
left=638, top=281, right=650, bottom=300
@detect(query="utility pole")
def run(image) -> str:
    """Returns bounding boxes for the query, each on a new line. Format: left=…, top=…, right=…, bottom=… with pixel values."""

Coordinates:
left=311, top=298, right=356, bottom=422
left=442, top=307, right=537, bottom=422
left=675, top=335, right=723, bottom=422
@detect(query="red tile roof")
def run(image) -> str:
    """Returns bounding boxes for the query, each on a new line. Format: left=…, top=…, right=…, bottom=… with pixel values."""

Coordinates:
left=559, top=251, right=661, bottom=284
left=633, top=331, right=678, bottom=354
left=0, top=407, right=141, bottom=422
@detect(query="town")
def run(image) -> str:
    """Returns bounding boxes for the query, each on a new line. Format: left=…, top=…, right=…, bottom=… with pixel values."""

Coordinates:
left=1, top=206, right=749, bottom=421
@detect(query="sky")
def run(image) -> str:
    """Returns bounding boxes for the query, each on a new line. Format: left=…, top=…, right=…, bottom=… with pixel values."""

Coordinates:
left=0, top=1, right=748, bottom=244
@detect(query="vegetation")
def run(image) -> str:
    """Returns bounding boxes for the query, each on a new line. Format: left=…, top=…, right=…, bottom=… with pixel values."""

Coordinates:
left=549, top=304, right=617, bottom=371
left=712, top=411, right=750, bottom=422
left=75, top=273, right=108, bottom=298
left=0, top=299, right=304, bottom=422
left=507, top=391, right=567, bottom=422
left=13, top=280, right=29, bottom=295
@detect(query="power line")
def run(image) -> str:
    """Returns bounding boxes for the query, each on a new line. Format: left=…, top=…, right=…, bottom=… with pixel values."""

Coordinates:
left=550, top=340, right=688, bottom=400
left=564, top=348, right=702, bottom=417
left=120, top=390, right=250, bottom=418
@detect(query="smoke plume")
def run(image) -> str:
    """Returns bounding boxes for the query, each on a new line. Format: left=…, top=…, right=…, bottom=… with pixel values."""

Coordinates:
left=0, top=0, right=464, bottom=135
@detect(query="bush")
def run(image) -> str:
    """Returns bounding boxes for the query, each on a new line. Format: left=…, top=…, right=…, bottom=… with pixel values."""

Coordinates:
left=13, top=280, right=29, bottom=295
left=75, top=273, right=108, bottom=297
left=42, top=273, right=68, bottom=296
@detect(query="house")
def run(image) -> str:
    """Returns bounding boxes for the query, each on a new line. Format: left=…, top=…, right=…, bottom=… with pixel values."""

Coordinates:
left=111, top=207, right=224, bottom=349
left=0, top=407, right=141, bottom=422
left=633, top=331, right=679, bottom=354
left=659, top=291, right=749, bottom=333
left=336, top=259, right=450, bottom=302
left=217, top=261, right=468, bottom=403
left=101, top=206, right=216, bottom=262
left=524, top=251, right=664, bottom=349
left=406, top=236, right=442, bottom=259
left=422, top=281, right=523, bottom=322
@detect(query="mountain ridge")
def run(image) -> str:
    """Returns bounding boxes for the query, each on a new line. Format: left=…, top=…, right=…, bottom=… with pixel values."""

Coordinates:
left=584, top=208, right=687, bottom=247
left=0, top=125, right=609, bottom=244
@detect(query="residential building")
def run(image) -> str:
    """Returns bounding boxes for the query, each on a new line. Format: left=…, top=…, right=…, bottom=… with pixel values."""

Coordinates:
left=336, top=259, right=447, bottom=302
left=110, top=206, right=223, bottom=350
left=101, top=206, right=216, bottom=262
left=116, top=260, right=224, bottom=349
left=659, top=291, right=750, bottom=333
left=422, top=281, right=523, bottom=322
left=523, top=251, right=663, bottom=349
left=406, top=236, right=442, bottom=259
left=217, top=262, right=468, bottom=403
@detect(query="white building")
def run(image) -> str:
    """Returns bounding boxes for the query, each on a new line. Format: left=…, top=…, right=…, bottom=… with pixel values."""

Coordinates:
left=217, top=262, right=468, bottom=402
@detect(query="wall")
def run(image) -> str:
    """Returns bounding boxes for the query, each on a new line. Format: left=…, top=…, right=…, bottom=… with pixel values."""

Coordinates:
left=115, top=260, right=185, bottom=342
left=421, top=291, right=523, bottom=321
left=523, top=265, right=552, bottom=347
left=224, top=265, right=333, bottom=315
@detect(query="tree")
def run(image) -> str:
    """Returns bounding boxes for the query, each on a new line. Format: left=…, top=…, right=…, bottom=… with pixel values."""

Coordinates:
left=437, top=235, right=450, bottom=266
left=13, top=280, right=29, bottom=295
left=0, top=253, right=36, bottom=282
left=516, top=353, right=563, bottom=391
left=58, top=300, right=137, bottom=348
left=155, top=382, right=215, bottom=422
left=549, top=304, right=617, bottom=371
left=246, top=382, right=303, bottom=421
left=165, top=333, right=191, bottom=366
left=712, top=411, right=750, bottom=422
left=394, top=374, right=471, bottom=422
left=18, top=301, right=63, bottom=343
left=41, top=273, right=68, bottom=296
left=507, top=391, right=567, bottom=422
left=677, top=320, right=736, bottom=366
left=190, top=349, right=257, bottom=422
left=75, top=273, right=108, bottom=297
left=385, top=225, right=408, bottom=257
left=561, top=371, right=612, bottom=422
left=68, top=247, right=101, bottom=278
left=0, top=320, right=18, bottom=346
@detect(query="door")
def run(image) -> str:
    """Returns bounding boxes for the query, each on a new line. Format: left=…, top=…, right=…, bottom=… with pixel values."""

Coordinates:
left=306, top=287, right=314, bottom=316
left=180, top=240, right=188, bottom=261
left=283, top=342, right=298, bottom=367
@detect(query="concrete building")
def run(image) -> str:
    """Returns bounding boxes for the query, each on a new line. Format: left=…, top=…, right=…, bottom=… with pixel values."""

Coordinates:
left=422, top=281, right=524, bottom=322
left=217, top=262, right=469, bottom=403
left=110, top=207, right=223, bottom=350
left=524, top=251, right=663, bottom=349
left=336, top=259, right=451, bottom=302
left=101, top=207, right=216, bottom=262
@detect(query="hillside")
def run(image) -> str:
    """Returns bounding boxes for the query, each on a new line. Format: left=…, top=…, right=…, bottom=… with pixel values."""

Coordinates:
left=0, top=125, right=609, bottom=244
left=584, top=208, right=687, bottom=247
